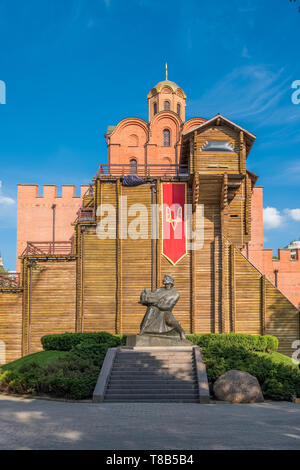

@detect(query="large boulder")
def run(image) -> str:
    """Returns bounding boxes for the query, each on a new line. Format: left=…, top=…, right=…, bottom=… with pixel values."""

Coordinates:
left=213, top=370, right=264, bottom=403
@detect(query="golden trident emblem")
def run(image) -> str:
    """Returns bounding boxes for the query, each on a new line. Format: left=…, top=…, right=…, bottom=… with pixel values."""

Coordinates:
left=166, top=206, right=182, bottom=231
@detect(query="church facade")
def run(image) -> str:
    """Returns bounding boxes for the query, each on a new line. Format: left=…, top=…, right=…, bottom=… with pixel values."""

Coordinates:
left=0, top=77, right=299, bottom=364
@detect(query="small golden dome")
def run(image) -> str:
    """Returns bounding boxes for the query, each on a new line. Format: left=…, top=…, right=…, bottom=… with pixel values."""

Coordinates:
left=148, top=80, right=186, bottom=99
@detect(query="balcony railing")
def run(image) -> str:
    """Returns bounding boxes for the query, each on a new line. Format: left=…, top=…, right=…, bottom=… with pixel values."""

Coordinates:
left=75, top=207, right=94, bottom=222
left=0, top=272, right=21, bottom=288
left=22, top=241, right=74, bottom=256
left=96, top=163, right=189, bottom=178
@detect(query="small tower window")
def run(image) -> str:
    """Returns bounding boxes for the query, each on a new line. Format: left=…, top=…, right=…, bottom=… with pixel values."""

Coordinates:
left=163, top=129, right=170, bottom=147
left=130, top=158, right=137, bottom=174
left=153, top=102, right=157, bottom=115
left=164, top=100, right=170, bottom=111
left=177, top=103, right=181, bottom=117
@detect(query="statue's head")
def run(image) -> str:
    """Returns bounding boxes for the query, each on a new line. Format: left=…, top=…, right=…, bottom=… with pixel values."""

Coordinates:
left=163, top=274, right=174, bottom=289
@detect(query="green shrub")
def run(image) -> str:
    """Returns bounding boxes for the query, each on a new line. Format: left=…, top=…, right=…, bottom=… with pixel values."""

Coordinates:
left=186, top=333, right=278, bottom=353
left=41, top=332, right=123, bottom=351
left=202, top=343, right=300, bottom=401
left=0, top=336, right=117, bottom=400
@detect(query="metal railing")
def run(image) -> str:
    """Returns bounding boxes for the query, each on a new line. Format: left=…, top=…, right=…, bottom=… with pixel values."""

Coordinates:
left=22, top=241, right=74, bottom=256
left=76, top=207, right=94, bottom=222
left=0, top=272, right=21, bottom=288
left=96, top=163, right=189, bottom=178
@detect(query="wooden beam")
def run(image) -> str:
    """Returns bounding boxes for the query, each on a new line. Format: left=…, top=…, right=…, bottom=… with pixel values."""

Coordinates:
left=261, top=275, right=266, bottom=335
left=230, top=245, right=236, bottom=332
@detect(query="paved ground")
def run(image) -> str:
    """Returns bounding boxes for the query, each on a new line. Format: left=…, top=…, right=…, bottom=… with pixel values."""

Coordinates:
left=0, top=395, right=299, bottom=450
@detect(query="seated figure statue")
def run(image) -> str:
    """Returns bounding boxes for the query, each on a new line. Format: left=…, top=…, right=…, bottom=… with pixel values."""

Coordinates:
left=139, top=274, right=186, bottom=340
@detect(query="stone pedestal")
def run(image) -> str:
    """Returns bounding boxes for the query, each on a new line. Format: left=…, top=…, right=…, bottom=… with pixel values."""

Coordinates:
left=126, top=333, right=193, bottom=348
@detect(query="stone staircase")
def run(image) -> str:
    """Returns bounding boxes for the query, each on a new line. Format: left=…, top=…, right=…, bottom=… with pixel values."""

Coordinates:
left=93, top=347, right=209, bottom=403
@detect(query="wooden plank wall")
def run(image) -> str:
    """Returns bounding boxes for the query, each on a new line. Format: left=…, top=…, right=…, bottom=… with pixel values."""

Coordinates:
left=228, top=182, right=245, bottom=248
left=83, top=182, right=117, bottom=333
left=194, top=126, right=241, bottom=174
left=265, top=280, right=299, bottom=356
left=120, top=184, right=153, bottom=334
left=26, top=260, right=76, bottom=353
left=233, top=247, right=299, bottom=355
left=0, top=291, right=23, bottom=363
left=234, top=248, right=262, bottom=334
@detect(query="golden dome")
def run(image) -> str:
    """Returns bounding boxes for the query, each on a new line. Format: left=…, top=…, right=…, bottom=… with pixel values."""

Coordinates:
left=148, top=80, right=186, bottom=99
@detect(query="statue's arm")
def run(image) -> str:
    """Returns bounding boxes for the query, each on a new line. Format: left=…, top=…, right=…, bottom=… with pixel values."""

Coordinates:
left=140, top=288, right=159, bottom=306
left=156, top=292, right=179, bottom=311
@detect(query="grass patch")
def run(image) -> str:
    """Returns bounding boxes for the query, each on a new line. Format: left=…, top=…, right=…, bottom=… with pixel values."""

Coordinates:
left=1, top=350, right=67, bottom=372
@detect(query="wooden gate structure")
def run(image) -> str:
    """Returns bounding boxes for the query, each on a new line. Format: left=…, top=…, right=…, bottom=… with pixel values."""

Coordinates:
left=0, top=111, right=299, bottom=363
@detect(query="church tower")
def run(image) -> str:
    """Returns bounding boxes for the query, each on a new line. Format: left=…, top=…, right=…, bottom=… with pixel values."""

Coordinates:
left=147, top=66, right=186, bottom=122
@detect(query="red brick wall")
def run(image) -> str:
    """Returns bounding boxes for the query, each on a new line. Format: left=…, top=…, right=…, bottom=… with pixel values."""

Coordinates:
left=16, top=184, right=88, bottom=271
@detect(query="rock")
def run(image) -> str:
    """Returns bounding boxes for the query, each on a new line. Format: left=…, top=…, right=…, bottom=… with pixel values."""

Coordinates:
left=213, top=370, right=264, bottom=403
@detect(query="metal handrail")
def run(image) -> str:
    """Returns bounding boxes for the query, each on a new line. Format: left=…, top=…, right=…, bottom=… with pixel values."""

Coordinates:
left=0, top=272, right=21, bottom=288
left=21, top=241, right=74, bottom=256
left=96, top=163, right=189, bottom=178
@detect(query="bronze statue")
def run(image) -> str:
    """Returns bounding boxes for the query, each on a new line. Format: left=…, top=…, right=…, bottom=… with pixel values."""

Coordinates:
left=139, top=274, right=186, bottom=340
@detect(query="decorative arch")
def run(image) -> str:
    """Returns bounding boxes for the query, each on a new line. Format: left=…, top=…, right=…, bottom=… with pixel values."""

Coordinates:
left=110, top=117, right=148, bottom=142
left=150, top=110, right=182, bottom=137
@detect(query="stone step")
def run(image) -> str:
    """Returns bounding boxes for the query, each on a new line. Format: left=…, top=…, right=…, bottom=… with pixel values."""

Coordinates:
left=117, top=354, right=193, bottom=359
left=115, top=359, right=194, bottom=364
left=116, top=352, right=193, bottom=360
left=107, top=386, right=197, bottom=393
left=114, top=361, right=194, bottom=368
left=112, top=365, right=195, bottom=371
left=110, top=372, right=197, bottom=379
left=104, top=392, right=198, bottom=399
left=109, top=379, right=196, bottom=386
left=104, top=398, right=199, bottom=403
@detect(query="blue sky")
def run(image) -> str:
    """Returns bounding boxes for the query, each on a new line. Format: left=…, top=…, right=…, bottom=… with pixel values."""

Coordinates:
left=0, top=0, right=300, bottom=270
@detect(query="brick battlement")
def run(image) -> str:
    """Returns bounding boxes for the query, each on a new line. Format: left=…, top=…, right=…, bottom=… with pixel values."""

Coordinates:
left=16, top=184, right=89, bottom=271
left=17, top=184, right=89, bottom=199
left=263, top=248, right=300, bottom=265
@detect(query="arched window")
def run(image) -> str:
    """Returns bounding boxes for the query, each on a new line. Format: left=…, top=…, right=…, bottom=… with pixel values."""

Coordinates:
left=164, top=100, right=170, bottom=111
left=177, top=103, right=181, bottom=117
left=153, top=102, right=157, bottom=115
left=130, top=158, right=137, bottom=174
left=163, top=129, right=170, bottom=147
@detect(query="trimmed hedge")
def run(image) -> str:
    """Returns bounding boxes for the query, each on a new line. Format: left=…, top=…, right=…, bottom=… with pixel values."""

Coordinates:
left=186, top=333, right=278, bottom=353
left=41, top=332, right=126, bottom=351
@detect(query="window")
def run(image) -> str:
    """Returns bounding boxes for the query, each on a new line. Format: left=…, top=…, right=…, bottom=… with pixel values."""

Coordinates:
left=130, top=158, right=137, bottom=174
left=164, top=100, right=170, bottom=111
left=163, top=129, right=170, bottom=147
left=177, top=103, right=181, bottom=117
left=153, top=102, right=157, bottom=115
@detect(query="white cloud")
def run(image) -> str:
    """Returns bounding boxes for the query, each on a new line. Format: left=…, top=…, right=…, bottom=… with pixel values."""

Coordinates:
left=0, top=181, right=15, bottom=206
left=0, top=195, right=14, bottom=205
left=284, top=208, right=300, bottom=222
left=263, top=207, right=284, bottom=230
left=188, top=64, right=298, bottom=128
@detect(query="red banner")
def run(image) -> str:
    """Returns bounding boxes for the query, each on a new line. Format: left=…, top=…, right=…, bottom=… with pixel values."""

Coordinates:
left=162, top=183, right=187, bottom=265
